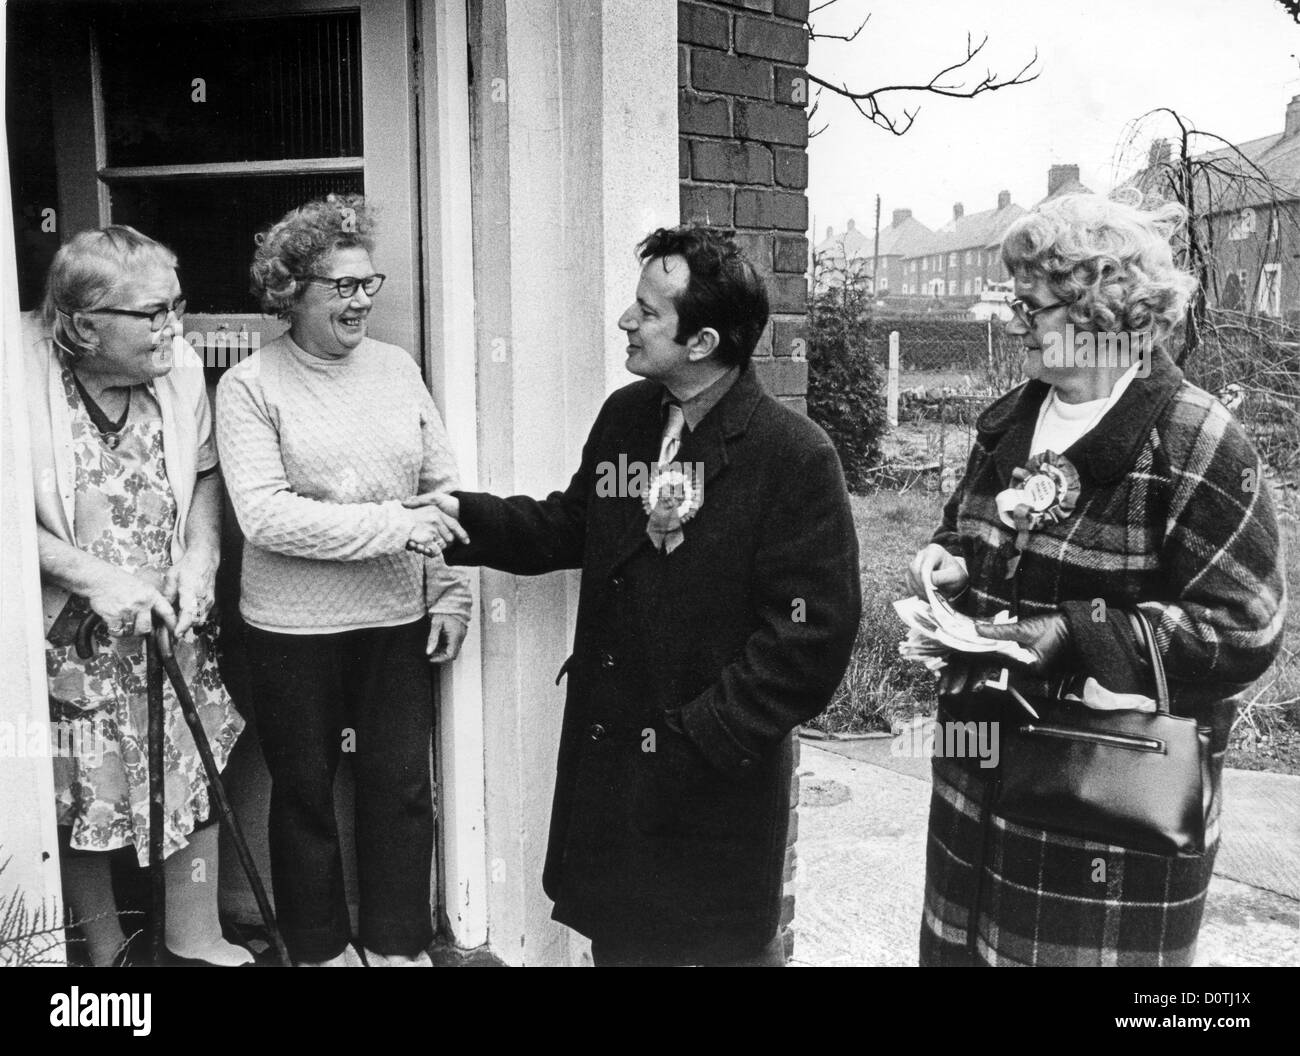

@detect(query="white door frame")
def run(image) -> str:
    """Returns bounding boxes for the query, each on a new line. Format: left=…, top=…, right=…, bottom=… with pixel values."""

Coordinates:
left=417, top=0, right=488, bottom=950
left=0, top=13, right=68, bottom=967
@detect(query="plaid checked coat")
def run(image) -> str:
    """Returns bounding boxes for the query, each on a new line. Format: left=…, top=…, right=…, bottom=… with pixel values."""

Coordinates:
left=921, top=347, right=1286, bottom=967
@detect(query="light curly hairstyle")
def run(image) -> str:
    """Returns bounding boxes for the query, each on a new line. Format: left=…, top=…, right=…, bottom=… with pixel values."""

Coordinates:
left=44, top=225, right=177, bottom=359
left=250, top=193, right=375, bottom=317
left=1000, top=192, right=1198, bottom=348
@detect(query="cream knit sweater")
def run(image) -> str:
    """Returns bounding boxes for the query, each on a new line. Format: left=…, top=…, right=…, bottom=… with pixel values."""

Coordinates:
left=216, top=333, right=472, bottom=634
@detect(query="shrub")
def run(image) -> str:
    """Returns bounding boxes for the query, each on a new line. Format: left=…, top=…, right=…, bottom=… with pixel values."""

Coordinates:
left=807, top=263, right=888, bottom=492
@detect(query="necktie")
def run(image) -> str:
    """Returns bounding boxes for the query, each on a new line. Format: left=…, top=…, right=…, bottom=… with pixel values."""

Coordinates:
left=646, top=402, right=688, bottom=553
left=658, top=402, right=685, bottom=469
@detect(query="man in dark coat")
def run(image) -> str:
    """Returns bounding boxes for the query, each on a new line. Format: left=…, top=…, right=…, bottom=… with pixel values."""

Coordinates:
left=411, top=225, right=860, bottom=965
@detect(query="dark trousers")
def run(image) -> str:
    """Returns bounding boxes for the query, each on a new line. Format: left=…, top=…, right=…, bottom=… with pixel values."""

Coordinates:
left=245, top=617, right=434, bottom=963
left=590, top=930, right=787, bottom=967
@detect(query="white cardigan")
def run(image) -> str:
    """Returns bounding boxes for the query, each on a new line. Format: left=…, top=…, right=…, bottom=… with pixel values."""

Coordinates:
left=23, top=311, right=217, bottom=632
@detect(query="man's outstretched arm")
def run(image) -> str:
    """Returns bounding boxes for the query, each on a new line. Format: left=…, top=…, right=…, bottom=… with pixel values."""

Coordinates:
left=408, top=400, right=613, bottom=576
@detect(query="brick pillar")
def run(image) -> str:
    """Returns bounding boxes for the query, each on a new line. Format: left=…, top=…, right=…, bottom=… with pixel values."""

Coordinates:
left=679, top=0, right=810, bottom=414
left=678, top=0, right=810, bottom=959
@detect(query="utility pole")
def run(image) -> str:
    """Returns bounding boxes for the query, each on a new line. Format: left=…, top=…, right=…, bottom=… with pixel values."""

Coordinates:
left=872, top=194, right=881, bottom=300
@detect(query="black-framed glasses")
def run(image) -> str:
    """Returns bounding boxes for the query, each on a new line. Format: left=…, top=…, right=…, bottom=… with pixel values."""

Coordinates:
left=1010, top=297, right=1066, bottom=327
left=303, top=273, right=386, bottom=299
left=84, top=297, right=187, bottom=332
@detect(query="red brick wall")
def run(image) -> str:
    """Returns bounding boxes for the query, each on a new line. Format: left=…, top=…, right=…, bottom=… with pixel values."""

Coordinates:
left=678, top=0, right=811, bottom=414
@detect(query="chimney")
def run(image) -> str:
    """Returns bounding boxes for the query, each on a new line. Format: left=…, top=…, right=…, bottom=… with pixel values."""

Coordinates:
left=1047, top=164, right=1079, bottom=198
left=846, top=218, right=856, bottom=231
left=892, top=208, right=912, bottom=227
left=997, top=190, right=1011, bottom=210
left=1286, top=94, right=1300, bottom=139
left=1147, top=138, right=1171, bottom=169
left=952, top=203, right=964, bottom=221
left=825, top=226, right=834, bottom=239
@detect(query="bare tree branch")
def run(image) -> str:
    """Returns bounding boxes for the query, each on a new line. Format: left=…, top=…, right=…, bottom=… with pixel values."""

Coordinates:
left=805, top=31, right=1040, bottom=136
left=806, top=87, right=829, bottom=138
left=807, top=1, right=869, bottom=43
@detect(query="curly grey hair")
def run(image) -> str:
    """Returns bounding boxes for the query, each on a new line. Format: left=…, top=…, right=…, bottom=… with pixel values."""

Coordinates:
left=250, top=193, right=375, bottom=317
left=1000, top=192, right=1198, bottom=348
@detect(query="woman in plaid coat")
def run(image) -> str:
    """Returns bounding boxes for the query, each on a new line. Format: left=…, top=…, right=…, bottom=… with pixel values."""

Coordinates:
left=908, top=194, right=1286, bottom=966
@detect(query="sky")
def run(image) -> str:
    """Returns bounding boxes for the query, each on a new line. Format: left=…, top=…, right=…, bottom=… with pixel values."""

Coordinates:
left=806, top=0, right=1300, bottom=243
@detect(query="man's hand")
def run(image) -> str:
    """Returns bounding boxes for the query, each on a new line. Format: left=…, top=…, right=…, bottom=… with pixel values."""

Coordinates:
left=426, top=615, right=468, bottom=664
left=975, top=613, right=1071, bottom=674
left=403, top=494, right=468, bottom=558
left=906, top=543, right=969, bottom=600
left=86, top=565, right=178, bottom=639
left=163, top=548, right=218, bottom=637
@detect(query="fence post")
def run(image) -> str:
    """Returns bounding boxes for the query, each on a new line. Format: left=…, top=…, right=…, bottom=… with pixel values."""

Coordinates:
left=986, top=317, right=993, bottom=371
left=887, top=330, right=900, bottom=428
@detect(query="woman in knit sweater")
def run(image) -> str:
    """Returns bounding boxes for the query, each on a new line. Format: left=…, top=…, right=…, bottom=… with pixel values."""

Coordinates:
left=906, top=193, right=1285, bottom=966
left=216, top=194, right=472, bottom=967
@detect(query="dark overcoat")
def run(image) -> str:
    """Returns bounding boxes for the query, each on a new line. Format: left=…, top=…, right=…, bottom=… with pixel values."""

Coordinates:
left=446, top=365, right=860, bottom=959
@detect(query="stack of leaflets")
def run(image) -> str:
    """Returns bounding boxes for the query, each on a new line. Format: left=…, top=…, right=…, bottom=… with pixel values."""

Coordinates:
left=893, top=574, right=1037, bottom=671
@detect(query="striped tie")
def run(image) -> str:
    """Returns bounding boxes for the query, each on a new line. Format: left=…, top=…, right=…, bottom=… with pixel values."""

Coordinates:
left=658, top=402, right=685, bottom=468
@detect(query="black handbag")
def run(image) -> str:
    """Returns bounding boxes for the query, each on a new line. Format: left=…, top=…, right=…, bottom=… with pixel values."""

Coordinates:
left=994, top=609, right=1212, bottom=857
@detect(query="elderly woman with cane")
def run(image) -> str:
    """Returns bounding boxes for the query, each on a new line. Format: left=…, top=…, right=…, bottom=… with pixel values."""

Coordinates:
left=218, top=194, right=471, bottom=967
left=29, top=225, right=249, bottom=967
left=906, top=193, right=1285, bottom=967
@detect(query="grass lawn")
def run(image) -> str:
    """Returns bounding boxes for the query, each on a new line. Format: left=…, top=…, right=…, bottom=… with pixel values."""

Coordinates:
left=808, top=489, right=946, bottom=736
left=817, top=486, right=1300, bottom=774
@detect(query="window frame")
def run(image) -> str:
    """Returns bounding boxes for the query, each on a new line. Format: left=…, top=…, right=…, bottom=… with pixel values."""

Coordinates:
left=1257, top=262, right=1282, bottom=316
left=54, top=0, right=420, bottom=365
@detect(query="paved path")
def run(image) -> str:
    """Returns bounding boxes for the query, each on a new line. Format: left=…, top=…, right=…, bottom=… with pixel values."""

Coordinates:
left=791, top=732, right=1300, bottom=967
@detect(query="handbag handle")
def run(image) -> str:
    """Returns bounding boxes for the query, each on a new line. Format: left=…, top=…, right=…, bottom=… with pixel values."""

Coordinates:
left=1128, top=608, right=1170, bottom=714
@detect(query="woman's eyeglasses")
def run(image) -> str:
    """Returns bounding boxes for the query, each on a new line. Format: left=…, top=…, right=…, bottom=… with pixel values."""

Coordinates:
left=303, top=274, right=386, bottom=299
left=1010, top=298, right=1066, bottom=327
left=84, top=297, right=187, bottom=332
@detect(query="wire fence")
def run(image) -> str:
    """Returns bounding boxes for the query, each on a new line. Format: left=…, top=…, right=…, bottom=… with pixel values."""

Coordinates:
left=873, top=309, right=1300, bottom=478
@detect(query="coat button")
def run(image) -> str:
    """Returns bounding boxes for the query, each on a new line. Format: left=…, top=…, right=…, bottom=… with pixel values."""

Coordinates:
left=600, top=652, right=615, bottom=669
left=739, top=758, right=753, bottom=768
left=610, top=575, right=625, bottom=589
left=588, top=723, right=606, bottom=741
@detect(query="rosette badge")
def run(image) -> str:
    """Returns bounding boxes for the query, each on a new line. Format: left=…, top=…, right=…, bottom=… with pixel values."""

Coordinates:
left=644, top=462, right=704, bottom=554
left=996, top=450, right=1081, bottom=579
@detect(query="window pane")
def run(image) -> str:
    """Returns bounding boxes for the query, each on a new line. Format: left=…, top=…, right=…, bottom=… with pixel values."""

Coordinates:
left=111, top=173, right=365, bottom=313
left=100, top=12, right=362, bottom=167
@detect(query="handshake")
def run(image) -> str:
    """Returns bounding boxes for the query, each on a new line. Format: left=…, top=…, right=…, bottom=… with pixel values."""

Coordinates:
left=403, top=491, right=466, bottom=558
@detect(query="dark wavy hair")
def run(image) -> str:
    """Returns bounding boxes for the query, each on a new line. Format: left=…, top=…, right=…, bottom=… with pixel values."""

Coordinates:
left=637, top=225, right=769, bottom=369
left=250, top=193, right=375, bottom=317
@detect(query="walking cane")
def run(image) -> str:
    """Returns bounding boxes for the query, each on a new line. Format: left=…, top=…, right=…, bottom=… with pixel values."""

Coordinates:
left=146, top=617, right=291, bottom=966
left=145, top=631, right=166, bottom=965
left=48, top=596, right=289, bottom=965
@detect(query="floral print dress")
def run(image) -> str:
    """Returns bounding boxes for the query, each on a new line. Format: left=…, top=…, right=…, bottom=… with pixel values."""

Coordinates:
left=45, top=366, right=244, bottom=867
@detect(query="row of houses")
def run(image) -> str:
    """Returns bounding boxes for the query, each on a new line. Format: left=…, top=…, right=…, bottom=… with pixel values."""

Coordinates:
left=816, top=93, right=1300, bottom=324
left=814, top=164, right=1089, bottom=300
left=1128, top=95, right=1300, bottom=322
